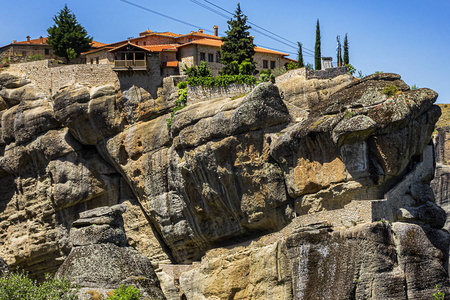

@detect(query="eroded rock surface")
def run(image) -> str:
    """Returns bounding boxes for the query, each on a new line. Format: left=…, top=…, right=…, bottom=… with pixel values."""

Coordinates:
left=0, top=68, right=446, bottom=299
left=56, top=205, right=166, bottom=299
left=167, top=221, right=450, bottom=300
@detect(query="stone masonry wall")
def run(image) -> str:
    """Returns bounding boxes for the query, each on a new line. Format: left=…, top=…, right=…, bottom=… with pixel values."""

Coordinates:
left=306, top=66, right=347, bottom=79
left=187, top=83, right=255, bottom=103
left=8, top=60, right=119, bottom=95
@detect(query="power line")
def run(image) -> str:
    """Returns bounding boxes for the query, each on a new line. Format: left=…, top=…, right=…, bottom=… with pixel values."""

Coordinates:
left=196, top=0, right=315, bottom=55
left=119, top=0, right=309, bottom=58
left=119, top=0, right=214, bottom=34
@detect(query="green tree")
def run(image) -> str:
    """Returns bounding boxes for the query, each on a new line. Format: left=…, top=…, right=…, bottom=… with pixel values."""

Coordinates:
left=337, top=35, right=343, bottom=67
left=297, top=42, right=304, bottom=68
left=47, top=4, right=92, bottom=62
left=314, top=19, right=321, bottom=70
left=343, top=33, right=349, bottom=65
left=220, top=3, right=256, bottom=75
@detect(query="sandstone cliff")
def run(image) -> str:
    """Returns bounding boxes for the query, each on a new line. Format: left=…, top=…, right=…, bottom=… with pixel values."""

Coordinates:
left=0, top=67, right=447, bottom=299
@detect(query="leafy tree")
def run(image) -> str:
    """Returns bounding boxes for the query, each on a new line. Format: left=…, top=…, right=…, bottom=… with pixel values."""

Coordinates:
left=47, top=5, right=93, bottom=62
left=297, top=42, right=304, bottom=68
left=314, top=19, right=321, bottom=70
left=220, top=3, right=256, bottom=75
left=343, top=33, right=349, bottom=65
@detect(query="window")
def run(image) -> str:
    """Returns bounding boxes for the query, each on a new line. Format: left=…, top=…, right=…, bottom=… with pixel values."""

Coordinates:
left=208, top=53, right=214, bottom=62
left=90, top=59, right=93, bottom=64
left=96, top=57, right=99, bottom=64
left=143, top=41, right=146, bottom=46
left=22, top=51, right=27, bottom=56
left=263, top=60, right=268, bottom=68
left=270, top=61, right=276, bottom=69
left=45, top=48, right=49, bottom=55
left=215, top=52, right=220, bottom=63
left=200, top=52, right=206, bottom=61
left=189, top=38, right=193, bottom=42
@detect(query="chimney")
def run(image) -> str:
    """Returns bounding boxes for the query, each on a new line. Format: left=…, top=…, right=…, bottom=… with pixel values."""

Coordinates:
left=199, top=29, right=204, bottom=33
left=39, top=36, right=43, bottom=44
left=26, top=36, right=31, bottom=43
left=13, top=40, right=17, bottom=43
left=214, top=25, right=218, bottom=37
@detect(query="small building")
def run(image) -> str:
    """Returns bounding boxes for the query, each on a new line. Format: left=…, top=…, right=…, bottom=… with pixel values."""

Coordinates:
left=0, top=36, right=105, bottom=63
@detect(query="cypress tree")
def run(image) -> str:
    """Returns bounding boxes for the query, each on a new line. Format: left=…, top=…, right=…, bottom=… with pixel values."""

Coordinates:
left=297, top=42, right=304, bottom=68
left=47, top=5, right=92, bottom=62
left=343, top=33, right=349, bottom=65
left=337, top=35, right=343, bottom=67
left=220, top=3, right=256, bottom=75
left=314, top=19, right=321, bottom=70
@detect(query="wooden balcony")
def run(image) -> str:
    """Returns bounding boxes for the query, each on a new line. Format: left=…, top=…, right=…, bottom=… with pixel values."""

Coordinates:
left=113, top=59, right=148, bottom=71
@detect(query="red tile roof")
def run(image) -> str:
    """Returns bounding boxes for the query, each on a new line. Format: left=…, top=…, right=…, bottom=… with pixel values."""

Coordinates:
left=108, top=42, right=178, bottom=53
left=139, top=30, right=182, bottom=38
left=12, top=37, right=105, bottom=48
left=161, top=61, right=178, bottom=67
left=141, top=44, right=178, bottom=52
left=176, top=31, right=221, bottom=40
left=177, top=39, right=289, bottom=56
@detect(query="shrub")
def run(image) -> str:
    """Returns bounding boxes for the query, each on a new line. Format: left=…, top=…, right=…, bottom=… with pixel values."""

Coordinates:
left=186, top=74, right=256, bottom=87
left=0, top=272, right=79, bottom=300
left=345, top=64, right=356, bottom=75
left=107, top=284, right=142, bottom=300
left=411, top=84, right=418, bottom=90
left=258, top=69, right=275, bottom=84
left=305, top=63, right=313, bottom=70
left=177, top=81, right=187, bottom=89
left=272, top=66, right=287, bottom=77
left=433, top=284, right=445, bottom=300
left=382, top=84, right=398, bottom=98
left=286, top=61, right=298, bottom=70
left=29, top=54, right=43, bottom=61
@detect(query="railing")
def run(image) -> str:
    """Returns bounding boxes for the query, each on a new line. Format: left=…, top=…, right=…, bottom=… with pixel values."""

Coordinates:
left=114, top=60, right=147, bottom=68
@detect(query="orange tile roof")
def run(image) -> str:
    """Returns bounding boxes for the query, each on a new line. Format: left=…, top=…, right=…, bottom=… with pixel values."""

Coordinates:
left=81, top=47, right=114, bottom=55
left=13, top=36, right=105, bottom=48
left=15, top=37, right=48, bottom=45
left=141, top=44, right=178, bottom=52
left=176, top=31, right=221, bottom=40
left=177, top=38, right=289, bottom=56
left=161, top=61, right=178, bottom=67
left=108, top=42, right=179, bottom=53
left=139, top=30, right=182, bottom=38
left=91, top=41, right=106, bottom=48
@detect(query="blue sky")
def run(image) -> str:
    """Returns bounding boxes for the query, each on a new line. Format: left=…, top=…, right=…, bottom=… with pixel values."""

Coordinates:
left=1, top=0, right=449, bottom=103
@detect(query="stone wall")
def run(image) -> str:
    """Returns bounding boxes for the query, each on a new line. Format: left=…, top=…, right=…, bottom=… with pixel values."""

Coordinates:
left=8, top=60, right=119, bottom=95
left=117, top=56, right=162, bottom=99
left=187, top=83, right=255, bottom=103
left=86, top=49, right=114, bottom=65
left=306, top=66, right=347, bottom=79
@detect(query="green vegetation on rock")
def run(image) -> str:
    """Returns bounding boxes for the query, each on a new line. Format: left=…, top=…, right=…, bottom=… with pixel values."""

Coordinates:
left=0, top=272, right=79, bottom=300
left=382, top=84, right=399, bottom=98
left=107, top=284, right=142, bottom=300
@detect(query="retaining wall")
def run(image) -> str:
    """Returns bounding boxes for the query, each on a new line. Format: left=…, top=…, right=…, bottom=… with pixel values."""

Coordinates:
left=8, top=60, right=119, bottom=95
left=187, top=83, right=255, bottom=103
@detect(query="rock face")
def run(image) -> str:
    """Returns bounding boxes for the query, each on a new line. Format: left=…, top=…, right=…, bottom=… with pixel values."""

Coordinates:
left=173, top=221, right=450, bottom=300
left=0, top=67, right=446, bottom=299
left=56, top=205, right=166, bottom=299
